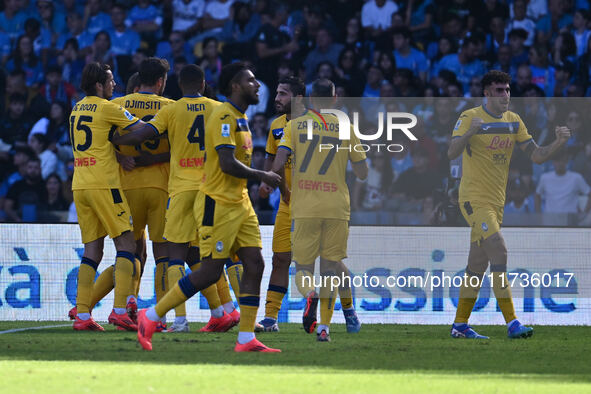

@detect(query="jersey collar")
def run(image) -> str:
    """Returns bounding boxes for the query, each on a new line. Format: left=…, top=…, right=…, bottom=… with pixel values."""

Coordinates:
left=481, top=104, right=503, bottom=119
left=183, top=94, right=202, bottom=98
left=227, top=100, right=245, bottom=114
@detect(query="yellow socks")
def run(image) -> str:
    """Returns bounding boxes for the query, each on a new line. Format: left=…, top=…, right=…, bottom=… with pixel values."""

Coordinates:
left=339, top=286, right=353, bottom=310
left=154, top=275, right=199, bottom=318
left=154, top=257, right=168, bottom=302
left=132, top=256, right=142, bottom=298
left=454, top=270, right=483, bottom=324
left=238, top=294, right=259, bottom=332
left=167, top=259, right=187, bottom=318
left=319, top=281, right=336, bottom=326
left=491, top=269, right=517, bottom=323
left=264, top=285, right=287, bottom=320
left=89, top=264, right=114, bottom=310
left=216, top=271, right=233, bottom=305
left=76, top=257, right=99, bottom=314
left=226, top=259, right=243, bottom=299
left=190, top=262, right=222, bottom=310
left=113, top=251, right=135, bottom=309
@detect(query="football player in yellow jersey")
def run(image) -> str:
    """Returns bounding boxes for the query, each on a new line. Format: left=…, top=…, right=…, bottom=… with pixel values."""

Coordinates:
left=82, top=58, right=174, bottom=330
left=112, top=64, right=237, bottom=333
left=254, top=76, right=305, bottom=332
left=70, top=62, right=149, bottom=331
left=135, top=62, right=282, bottom=352
left=448, top=71, right=571, bottom=339
left=272, top=79, right=368, bottom=342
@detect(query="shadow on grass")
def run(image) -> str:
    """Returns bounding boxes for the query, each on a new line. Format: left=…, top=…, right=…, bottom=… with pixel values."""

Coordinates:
left=0, top=323, right=590, bottom=383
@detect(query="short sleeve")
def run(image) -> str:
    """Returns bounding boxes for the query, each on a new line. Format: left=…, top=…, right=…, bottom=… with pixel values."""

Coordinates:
left=348, top=127, right=367, bottom=163
left=103, top=102, right=139, bottom=130
left=148, top=104, right=172, bottom=135
left=210, top=110, right=236, bottom=150
left=278, top=121, right=292, bottom=151
left=451, top=111, right=471, bottom=138
left=515, top=114, right=533, bottom=145
left=265, top=127, right=277, bottom=155
left=577, top=174, right=591, bottom=195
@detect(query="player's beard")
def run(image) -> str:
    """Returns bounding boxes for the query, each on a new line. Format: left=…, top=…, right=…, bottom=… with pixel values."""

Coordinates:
left=244, top=90, right=260, bottom=105
left=275, top=99, right=290, bottom=115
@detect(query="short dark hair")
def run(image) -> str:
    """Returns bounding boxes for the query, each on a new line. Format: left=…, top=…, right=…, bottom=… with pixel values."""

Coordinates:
left=9, top=93, right=26, bottom=103
left=179, top=64, right=205, bottom=91
left=139, top=57, right=170, bottom=87
left=310, top=78, right=335, bottom=97
left=31, top=133, right=48, bottom=150
left=481, top=70, right=511, bottom=90
left=392, top=26, right=411, bottom=40
left=219, top=62, right=249, bottom=97
left=278, top=76, right=306, bottom=97
left=126, top=72, right=140, bottom=95
left=64, top=37, right=79, bottom=51
left=80, top=62, right=111, bottom=96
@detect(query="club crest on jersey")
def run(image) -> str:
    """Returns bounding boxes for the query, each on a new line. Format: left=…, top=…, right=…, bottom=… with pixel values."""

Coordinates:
left=454, top=120, right=462, bottom=130
left=123, top=110, right=134, bottom=121
left=272, top=128, right=284, bottom=139
left=216, top=241, right=224, bottom=252
left=221, top=124, right=230, bottom=137
left=481, top=222, right=488, bottom=232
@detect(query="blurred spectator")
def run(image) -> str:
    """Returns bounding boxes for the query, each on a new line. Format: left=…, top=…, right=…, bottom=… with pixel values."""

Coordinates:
left=507, top=28, right=529, bottom=69
left=485, top=14, right=507, bottom=62
left=353, top=151, right=393, bottom=210
left=221, top=1, right=261, bottom=45
left=535, top=151, right=591, bottom=214
left=0, top=93, right=33, bottom=148
left=24, top=17, right=51, bottom=61
left=528, top=45, right=556, bottom=97
left=342, top=16, right=368, bottom=61
left=378, top=50, right=396, bottom=81
left=57, top=12, right=94, bottom=51
left=553, top=61, right=574, bottom=96
left=572, top=9, right=591, bottom=57
left=254, top=4, right=297, bottom=87
left=156, top=31, right=195, bottom=72
left=39, top=65, right=77, bottom=108
left=163, top=56, right=187, bottom=99
left=250, top=112, right=268, bottom=148
left=36, top=0, right=67, bottom=38
left=362, top=64, right=384, bottom=98
left=552, top=32, right=577, bottom=65
left=511, top=64, right=532, bottom=97
left=390, top=148, right=443, bottom=212
left=28, top=101, right=71, bottom=162
left=335, top=47, right=364, bottom=96
left=108, top=4, right=141, bottom=57
left=5, top=69, right=50, bottom=119
left=506, top=0, right=535, bottom=47
left=563, top=110, right=589, bottom=154
left=536, top=0, right=572, bottom=42
left=198, top=37, right=223, bottom=90
left=0, top=146, right=35, bottom=201
left=28, top=132, right=58, bottom=180
left=83, top=0, right=113, bottom=36
left=303, top=28, right=343, bottom=82
left=6, top=34, right=44, bottom=87
left=42, top=173, right=69, bottom=212
left=5, top=157, right=46, bottom=222
left=505, top=178, right=534, bottom=213
left=0, top=0, right=27, bottom=42
left=393, top=68, right=419, bottom=97
left=57, top=38, right=85, bottom=89
left=85, top=30, right=114, bottom=69
left=392, top=27, right=428, bottom=82
left=127, top=0, right=161, bottom=45
left=404, top=0, right=435, bottom=47
left=172, top=0, right=205, bottom=40
left=199, top=0, right=235, bottom=40
left=491, top=44, right=516, bottom=80
left=433, top=36, right=485, bottom=92
left=361, top=0, right=399, bottom=39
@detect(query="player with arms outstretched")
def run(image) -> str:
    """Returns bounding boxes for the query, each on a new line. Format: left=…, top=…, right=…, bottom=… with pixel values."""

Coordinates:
left=448, top=70, right=571, bottom=339
left=273, top=79, right=368, bottom=341
left=135, top=62, right=282, bottom=352
left=70, top=62, right=147, bottom=331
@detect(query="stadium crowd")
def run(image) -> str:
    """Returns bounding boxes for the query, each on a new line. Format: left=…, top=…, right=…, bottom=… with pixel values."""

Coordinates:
left=0, top=0, right=590, bottom=225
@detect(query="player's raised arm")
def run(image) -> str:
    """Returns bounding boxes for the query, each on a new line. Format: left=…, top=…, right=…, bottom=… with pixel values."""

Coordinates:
left=447, top=115, right=484, bottom=160
left=521, top=126, right=572, bottom=164
left=217, top=146, right=281, bottom=187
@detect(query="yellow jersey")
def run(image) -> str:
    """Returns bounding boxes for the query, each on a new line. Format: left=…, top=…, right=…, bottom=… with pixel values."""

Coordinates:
left=112, top=92, right=175, bottom=192
left=452, top=105, right=533, bottom=206
left=201, top=101, right=252, bottom=204
left=70, top=96, right=139, bottom=190
left=279, top=111, right=366, bottom=220
left=148, top=95, right=221, bottom=196
left=265, top=114, right=292, bottom=198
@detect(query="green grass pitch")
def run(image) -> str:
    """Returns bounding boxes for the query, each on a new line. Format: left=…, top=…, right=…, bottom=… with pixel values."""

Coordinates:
left=0, top=322, right=590, bottom=393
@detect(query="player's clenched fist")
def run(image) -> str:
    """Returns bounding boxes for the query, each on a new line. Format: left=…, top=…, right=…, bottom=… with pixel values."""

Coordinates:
left=555, top=126, right=571, bottom=144
left=467, top=118, right=484, bottom=136
left=261, top=171, right=281, bottom=188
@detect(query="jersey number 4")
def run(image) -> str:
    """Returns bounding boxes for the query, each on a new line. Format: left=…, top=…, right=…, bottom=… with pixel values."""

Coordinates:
left=298, top=134, right=341, bottom=175
left=69, top=115, right=92, bottom=151
left=187, top=114, right=205, bottom=150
